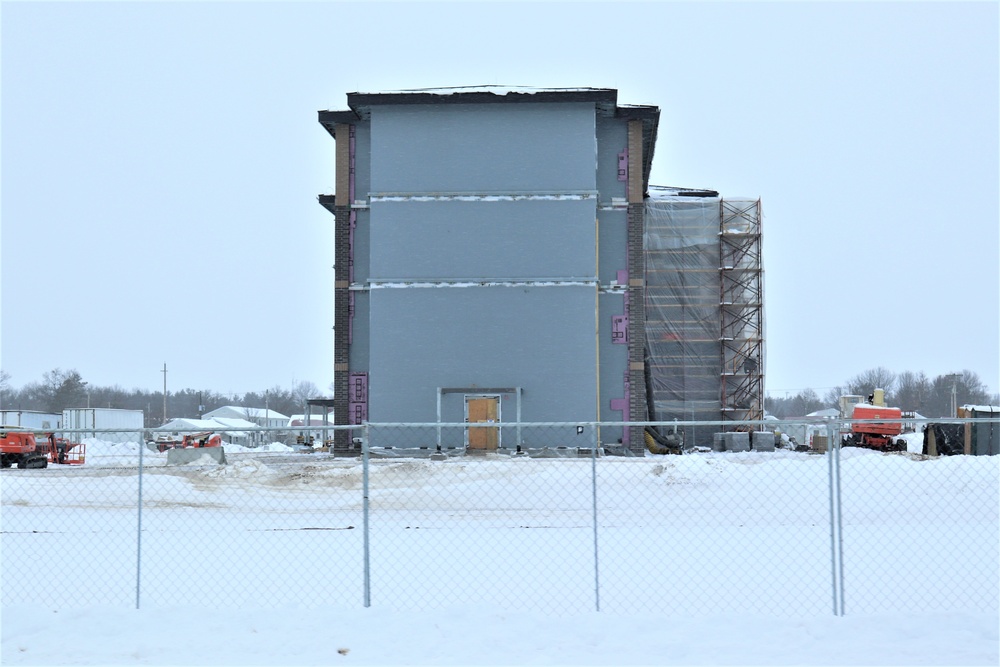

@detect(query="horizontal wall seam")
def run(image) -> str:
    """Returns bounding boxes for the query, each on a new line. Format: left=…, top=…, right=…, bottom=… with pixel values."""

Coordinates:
left=366, top=279, right=599, bottom=289
left=350, top=283, right=629, bottom=292
left=369, top=191, right=598, bottom=202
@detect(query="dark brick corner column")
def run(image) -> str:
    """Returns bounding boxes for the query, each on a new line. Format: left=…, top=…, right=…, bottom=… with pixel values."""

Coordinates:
left=627, top=203, right=648, bottom=455
left=332, top=204, right=352, bottom=454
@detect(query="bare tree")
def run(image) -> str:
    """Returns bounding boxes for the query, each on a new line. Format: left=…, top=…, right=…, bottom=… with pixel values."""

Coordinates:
left=823, top=386, right=845, bottom=409
left=894, top=371, right=932, bottom=413
left=790, top=388, right=824, bottom=416
left=291, top=380, right=321, bottom=408
left=845, top=367, right=898, bottom=403
left=0, top=369, right=10, bottom=411
left=924, top=370, right=993, bottom=417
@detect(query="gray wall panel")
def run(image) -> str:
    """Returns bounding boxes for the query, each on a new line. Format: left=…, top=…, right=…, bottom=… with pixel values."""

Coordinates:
left=597, top=208, right=627, bottom=284
left=352, top=208, right=370, bottom=283
left=370, top=104, right=597, bottom=194
left=348, top=290, right=370, bottom=371
left=369, top=285, right=598, bottom=422
left=598, top=291, right=628, bottom=444
left=596, top=116, right=628, bottom=201
left=370, top=199, right=597, bottom=281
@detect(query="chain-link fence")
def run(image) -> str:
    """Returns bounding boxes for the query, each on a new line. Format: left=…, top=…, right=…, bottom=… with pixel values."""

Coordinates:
left=2, top=420, right=996, bottom=616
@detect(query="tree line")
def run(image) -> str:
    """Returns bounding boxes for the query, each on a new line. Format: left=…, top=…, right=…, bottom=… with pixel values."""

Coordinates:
left=0, top=368, right=326, bottom=428
left=765, top=367, right=999, bottom=419
left=3, top=366, right=996, bottom=426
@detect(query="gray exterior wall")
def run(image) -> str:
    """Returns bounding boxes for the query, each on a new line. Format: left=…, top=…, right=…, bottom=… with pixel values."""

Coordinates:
left=597, top=291, right=627, bottom=445
left=363, top=101, right=603, bottom=427
left=595, top=115, right=628, bottom=202
left=348, top=290, right=370, bottom=372
left=370, top=103, right=597, bottom=194
left=370, top=199, right=597, bottom=281
left=368, top=285, right=597, bottom=424
left=596, top=208, right=628, bottom=284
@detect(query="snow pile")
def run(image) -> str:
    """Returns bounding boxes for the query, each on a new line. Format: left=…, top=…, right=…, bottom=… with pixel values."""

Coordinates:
left=223, top=441, right=293, bottom=453
left=82, top=438, right=167, bottom=467
left=202, top=458, right=273, bottom=479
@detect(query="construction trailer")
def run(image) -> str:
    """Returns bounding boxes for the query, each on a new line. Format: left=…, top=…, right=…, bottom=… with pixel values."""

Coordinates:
left=318, top=87, right=763, bottom=453
left=62, top=408, right=143, bottom=444
left=0, top=410, right=61, bottom=430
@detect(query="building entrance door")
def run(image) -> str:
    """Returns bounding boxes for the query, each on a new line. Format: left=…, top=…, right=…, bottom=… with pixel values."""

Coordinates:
left=466, top=396, right=500, bottom=451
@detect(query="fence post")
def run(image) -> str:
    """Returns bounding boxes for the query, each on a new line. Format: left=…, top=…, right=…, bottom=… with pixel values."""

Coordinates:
left=590, top=424, right=601, bottom=612
left=826, top=420, right=845, bottom=616
left=834, top=421, right=845, bottom=616
left=362, top=424, right=371, bottom=608
left=135, top=433, right=145, bottom=610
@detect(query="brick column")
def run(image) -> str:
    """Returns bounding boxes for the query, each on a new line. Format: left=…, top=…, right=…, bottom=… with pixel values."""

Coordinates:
left=627, top=203, right=648, bottom=454
left=333, top=208, right=351, bottom=453
left=625, top=120, right=648, bottom=454
left=332, top=124, right=353, bottom=454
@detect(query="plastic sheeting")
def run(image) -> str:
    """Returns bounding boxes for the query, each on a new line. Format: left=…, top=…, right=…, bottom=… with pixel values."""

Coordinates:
left=644, top=192, right=723, bottom=447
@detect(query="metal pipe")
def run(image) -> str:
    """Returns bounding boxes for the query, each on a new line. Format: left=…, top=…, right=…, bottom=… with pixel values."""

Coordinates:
left=590, top=424, right=601, bottom=612
left=136, top=433, right=145, bottom=610
left=835, top=426, right=845, bottom=616
left=362, top=424, right=371, bottom=608
left=826, top=421, right=838, bottom=616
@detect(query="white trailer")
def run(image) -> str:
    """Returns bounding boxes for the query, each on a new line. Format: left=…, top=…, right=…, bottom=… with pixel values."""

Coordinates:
left=62, top=408, right=144, bottom=443
left=0, top=410, right=61, bottom=430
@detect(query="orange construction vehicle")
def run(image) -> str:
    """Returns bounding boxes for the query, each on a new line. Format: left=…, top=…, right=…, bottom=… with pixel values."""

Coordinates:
left=181, top=432, right=222, bottom=448
left=0, top=427, right=49, bottom=468
left=1, top=428, right=87, bottom=468
left=845, top=403, right=906, bottom=451
left=38, top=434, right=86, bottom=465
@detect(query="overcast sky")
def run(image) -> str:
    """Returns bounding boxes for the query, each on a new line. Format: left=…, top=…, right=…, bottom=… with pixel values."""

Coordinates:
left=2, top=1, right=997, bottom=400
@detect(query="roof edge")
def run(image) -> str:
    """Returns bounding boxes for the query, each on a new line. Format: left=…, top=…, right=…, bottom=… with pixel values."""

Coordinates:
left=347, top=87, right=618, bottom=110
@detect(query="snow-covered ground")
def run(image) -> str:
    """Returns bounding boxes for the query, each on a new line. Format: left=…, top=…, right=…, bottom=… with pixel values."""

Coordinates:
left=2, top=438, right=997, bottom=666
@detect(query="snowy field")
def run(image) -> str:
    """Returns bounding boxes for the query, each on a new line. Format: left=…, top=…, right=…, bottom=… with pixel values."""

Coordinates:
left=2, top=437, right=997, bottom=665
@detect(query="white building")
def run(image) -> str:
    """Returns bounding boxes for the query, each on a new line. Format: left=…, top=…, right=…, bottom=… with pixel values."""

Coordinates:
left=202, top=406, right=289, bottom=429
left=156, top=417, right=261, bottom=447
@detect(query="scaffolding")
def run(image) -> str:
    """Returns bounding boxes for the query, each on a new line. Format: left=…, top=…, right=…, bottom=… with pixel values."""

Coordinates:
left=719, top=199, right=765, bottom=427
left=643, top=189, right=764, bottom=447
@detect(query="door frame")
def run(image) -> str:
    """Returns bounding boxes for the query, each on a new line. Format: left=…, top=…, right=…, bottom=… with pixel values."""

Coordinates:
left=436, top=387, right=522, bottom=451
left=464, top=394, right=501, bottom=449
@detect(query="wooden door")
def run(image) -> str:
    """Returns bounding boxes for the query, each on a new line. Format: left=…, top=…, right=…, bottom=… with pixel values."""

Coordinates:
left=467, top=397, right=499, bottom=450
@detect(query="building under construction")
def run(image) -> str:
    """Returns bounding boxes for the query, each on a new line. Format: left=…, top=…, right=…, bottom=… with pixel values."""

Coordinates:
left=643, top=189, right=764, bottom=448
left=317, top=87, right=763, bottom=453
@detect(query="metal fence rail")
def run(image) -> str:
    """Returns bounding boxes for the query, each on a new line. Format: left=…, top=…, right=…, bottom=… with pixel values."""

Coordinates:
left=2, top=420, right=996, bottom=616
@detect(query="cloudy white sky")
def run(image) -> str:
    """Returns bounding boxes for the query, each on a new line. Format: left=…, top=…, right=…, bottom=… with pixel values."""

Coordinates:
left=2, top=1, right=997, bottom=398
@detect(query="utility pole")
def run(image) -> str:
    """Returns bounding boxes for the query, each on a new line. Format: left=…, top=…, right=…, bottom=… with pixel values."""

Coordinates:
left=947, top=373, right=961, bottom=417
left=161, top=363, right=168, bottom=425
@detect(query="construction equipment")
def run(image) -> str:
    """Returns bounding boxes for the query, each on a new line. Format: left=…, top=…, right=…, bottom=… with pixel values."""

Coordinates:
left=38, top=434, right=86, bottom=465
left=644, top=425, right=683, bottom=455
left=166, top=431, right=226, bottom=465
left=841, top=390, right=906, bottom=451
left=0, top=427, right=49, bottom=468
left=153, top=434, right=182, bottom=452
left=181, top=432, right=222, bottom=448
